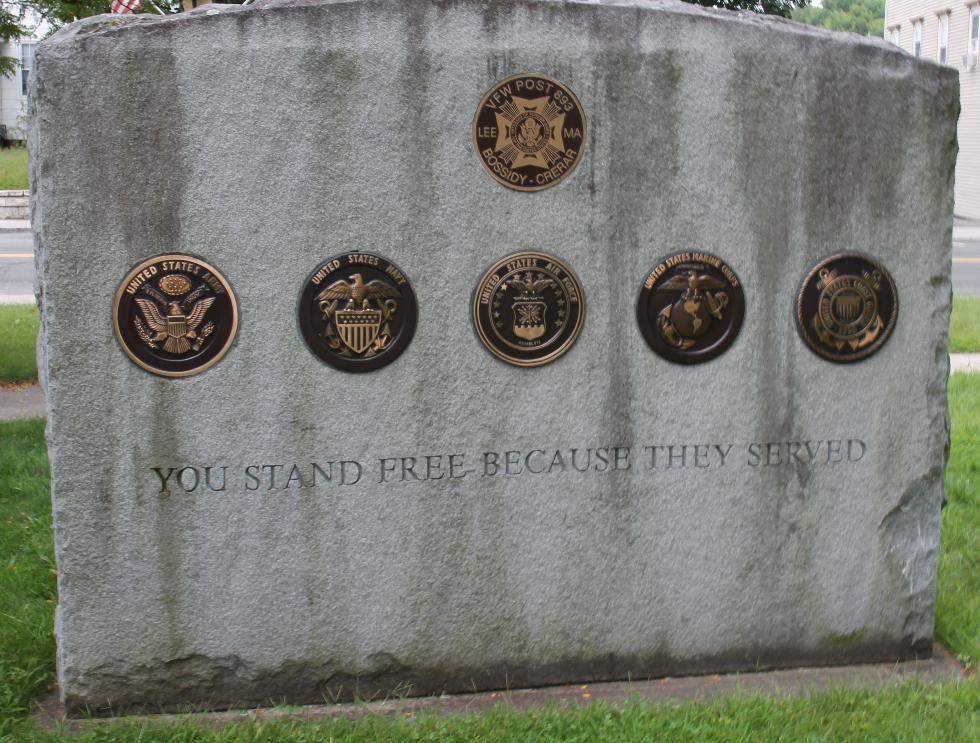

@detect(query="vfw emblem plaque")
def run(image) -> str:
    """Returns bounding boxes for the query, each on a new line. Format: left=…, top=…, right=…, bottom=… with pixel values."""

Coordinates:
left=472, top=250, right=585, bottom=367
left=796, top=253, right=898, bottom=363
left=299, top=253, right=417, bottom=372
left=112, top=254, right=238, bottom=377
left=474, top=73, right=586, bottom=192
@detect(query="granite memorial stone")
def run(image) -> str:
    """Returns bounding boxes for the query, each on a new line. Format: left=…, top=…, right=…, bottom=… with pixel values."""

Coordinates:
left=31, top=0, right=957, bottom=714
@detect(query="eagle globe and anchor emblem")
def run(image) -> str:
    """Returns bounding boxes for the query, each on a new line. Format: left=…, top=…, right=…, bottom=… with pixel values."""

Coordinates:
left=636, top=251, right=745, bottom=364
left=656, top=270, right=730, bottom=350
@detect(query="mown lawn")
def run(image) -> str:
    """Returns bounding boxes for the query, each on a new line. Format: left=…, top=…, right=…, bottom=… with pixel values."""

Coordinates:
left=0, top=304, right=38, bottom=385
left=0, top=382, right=977, bottom=741
left=0, top=147, right=28, bottom=191
left=950, top=297, right=980, bottom=353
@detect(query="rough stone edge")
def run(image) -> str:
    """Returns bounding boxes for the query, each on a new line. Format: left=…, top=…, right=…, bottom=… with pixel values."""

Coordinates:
left=31, top=645, right=965, bottom=728
left=28, top=0, right=958, bottom=80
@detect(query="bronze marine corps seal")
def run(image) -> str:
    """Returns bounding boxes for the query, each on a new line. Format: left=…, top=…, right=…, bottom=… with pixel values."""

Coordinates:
left=796, top=253, right=897, bottom=363
left=636, top=251, right=745, bottom=364
left=299, top=253, right=417, bottom=372
left=113, top=254, right=239, bottom=377
left=472, top=251, right=585, bottom=367
left=474, top=73, right=586, bottom=192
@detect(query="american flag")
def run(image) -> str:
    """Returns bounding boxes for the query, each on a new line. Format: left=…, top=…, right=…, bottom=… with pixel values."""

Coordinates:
left=110, top=0, right=141, bottom=13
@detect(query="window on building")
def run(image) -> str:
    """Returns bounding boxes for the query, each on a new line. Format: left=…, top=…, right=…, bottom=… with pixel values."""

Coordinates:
left=890, top=26, right=901, bottom=46
left=939, top=14, right=950, bottom=64
left=20, top=42, right=36, bottom=97
left=971, top=7, right=980, bottom=54
left=913, top=21, right=923, bottom=57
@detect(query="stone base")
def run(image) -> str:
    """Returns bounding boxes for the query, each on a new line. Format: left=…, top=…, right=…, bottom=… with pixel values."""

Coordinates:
left=33, top=645, right=965, bottom=726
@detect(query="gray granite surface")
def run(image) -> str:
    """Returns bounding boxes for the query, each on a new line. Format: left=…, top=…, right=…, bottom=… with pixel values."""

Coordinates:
left=31, top=0, right=957, bottom=714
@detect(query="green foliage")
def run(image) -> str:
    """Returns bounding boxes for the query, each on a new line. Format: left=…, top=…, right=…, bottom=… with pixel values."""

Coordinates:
left=684, top=0, right=809, bottom=18
left=0, top=304, right=38, bottom=385
left=951, top=297, right=980, bottom=353
left=792, top=0, right=885, bottom=36
left=24, top=0, right=182, bottom=29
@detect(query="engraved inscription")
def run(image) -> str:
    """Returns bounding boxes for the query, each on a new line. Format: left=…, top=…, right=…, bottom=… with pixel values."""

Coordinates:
left=148, top=438, right=869, bottom=493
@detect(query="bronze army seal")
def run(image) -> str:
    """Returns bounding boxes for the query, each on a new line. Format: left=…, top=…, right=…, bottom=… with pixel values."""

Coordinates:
left=636, top=251, right=745, bottom=364
left=299, top=253, right=417, bottom=372
left=796, top=253, right=897, bottom=363
left=473, top=251, right=584, bottom=367
left=474, top=74, right=586, bottom=192
left=113, top=254, right=238, bottom=377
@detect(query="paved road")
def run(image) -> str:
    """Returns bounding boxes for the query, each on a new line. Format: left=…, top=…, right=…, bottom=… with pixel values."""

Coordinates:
left=2, top=226, right=980, bottom=301
left=0, top=229, right=34, bottom=303
left=953, top=221, right=980, bottom=295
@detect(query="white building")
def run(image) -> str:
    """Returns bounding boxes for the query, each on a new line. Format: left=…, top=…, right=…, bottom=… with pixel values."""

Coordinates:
left=0, top=18, right=44, bottom=142
left=885, top=0, right=980, bottom=218
left=0, top=36, right=38, bottom=141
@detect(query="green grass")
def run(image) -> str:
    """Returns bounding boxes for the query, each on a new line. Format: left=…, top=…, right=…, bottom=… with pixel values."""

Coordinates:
left=950, top=297, right=980, bottom=353
left=0, top=147, right=28, bottom=191
left=0, top=419, right=55, bottom=739
left=936, top=374, right=980, bottom=663
left=0, top=304, right=38, bottom=385
left=0, top=377, right=978, bottom=740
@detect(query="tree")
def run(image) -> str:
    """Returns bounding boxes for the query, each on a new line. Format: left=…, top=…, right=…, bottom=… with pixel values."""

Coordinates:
left=792, top=0, right=885, bottom=36
left=684, top=0, right=810, bottom=19
left=0, top=0, right=181, bottom=81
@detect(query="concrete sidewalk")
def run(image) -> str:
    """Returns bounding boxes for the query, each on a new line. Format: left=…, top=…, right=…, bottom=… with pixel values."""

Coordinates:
left=0, top=384, right=43, bottom=420
left=951, top=353, right=980, bottom=373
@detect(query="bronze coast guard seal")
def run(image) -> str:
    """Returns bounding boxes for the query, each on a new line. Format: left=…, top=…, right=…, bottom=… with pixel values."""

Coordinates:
left=113, top=254, right=238, bottom=377
left=796, top=253, right=897, bottom=363
left=473, top=251, right=584, bottom=367
left=636, top=251, right=745, bottom=364
left=474, top=74, right=586, bottom=192
left=299, top=253, right=417, bottom=372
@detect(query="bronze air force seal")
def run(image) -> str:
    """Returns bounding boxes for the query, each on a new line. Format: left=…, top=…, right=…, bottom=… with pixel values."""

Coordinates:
left=299, top=253, right=417, bottom=372
left=113, top=254, right=238, bottom=377
left=474, top=74, right=586, bottom=192
left=636, top=251, right=745, bottom=364
left=796, top=253, right=897, bottom=363
left=473, top=251, right=584, bottom=367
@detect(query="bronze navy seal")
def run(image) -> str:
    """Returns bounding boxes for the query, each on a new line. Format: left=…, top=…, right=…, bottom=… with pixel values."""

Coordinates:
left=473, top=73, right=586, bottom=192
left=796, top=253, right=897, bottom=363
left=636, top=251, right=745, bottom=364
left=113, top=254, right=239, bottom=378
left=472, top=250, right=585, bottom=367
left=298, top=253, right=417, bottom=372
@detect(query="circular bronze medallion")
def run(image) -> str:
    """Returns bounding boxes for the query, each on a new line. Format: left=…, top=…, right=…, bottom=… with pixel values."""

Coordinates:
left=472, top=251, right=585, bottom=367
left=796, top=253, right=898, bottom=363
left=636, top=251, right=745, bottom=364
left=113, top=254, right=238, bottom=377
left=473, top=73, right=586, bottom=192
left=299, top=253, right=417, bottom=373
